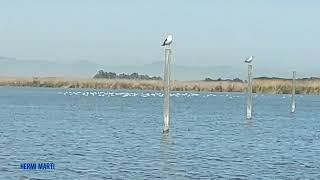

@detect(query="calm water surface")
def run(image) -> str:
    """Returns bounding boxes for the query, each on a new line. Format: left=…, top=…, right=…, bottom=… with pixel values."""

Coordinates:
left=0, top=87, right=320, bottom=179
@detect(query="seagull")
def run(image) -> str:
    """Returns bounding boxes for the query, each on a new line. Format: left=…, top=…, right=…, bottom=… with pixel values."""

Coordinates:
left=243, top=56, right=254, bottom=63
left=162, top=34, right=173, bottom=46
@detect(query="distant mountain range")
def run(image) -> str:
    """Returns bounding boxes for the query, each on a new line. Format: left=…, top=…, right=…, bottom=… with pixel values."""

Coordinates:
left=0, top=56, right=318, bottom=80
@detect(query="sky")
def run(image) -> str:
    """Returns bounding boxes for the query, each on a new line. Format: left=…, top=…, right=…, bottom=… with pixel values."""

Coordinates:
left=1, top=0, right=320, bottom=75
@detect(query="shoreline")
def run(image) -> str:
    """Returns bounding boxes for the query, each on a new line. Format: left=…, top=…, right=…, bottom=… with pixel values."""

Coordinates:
left=0, top=77, right=320, bottom=95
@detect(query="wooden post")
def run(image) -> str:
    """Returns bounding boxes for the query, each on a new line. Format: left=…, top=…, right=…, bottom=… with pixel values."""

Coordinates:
left=246, top=64, right=253, bottom=119
left=163, top=48, right=171, bottom=133
left=291, top=71, right=296, bottom=113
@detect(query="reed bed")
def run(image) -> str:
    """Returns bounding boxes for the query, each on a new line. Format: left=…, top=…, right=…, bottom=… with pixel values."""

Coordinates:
left=0, top=77, right=320, bottom=95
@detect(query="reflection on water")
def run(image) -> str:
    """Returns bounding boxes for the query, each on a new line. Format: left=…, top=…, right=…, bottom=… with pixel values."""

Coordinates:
left=160, top=133, right=171, bottom=178
left=0, top=87, right=320, bottom=179
left=245, top=118, right=253, bottom=128
left=161, top=133, right=170, bottom=146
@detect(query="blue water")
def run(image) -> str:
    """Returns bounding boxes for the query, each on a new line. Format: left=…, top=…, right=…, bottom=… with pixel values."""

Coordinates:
left=0, top=87, right=320, bottom=179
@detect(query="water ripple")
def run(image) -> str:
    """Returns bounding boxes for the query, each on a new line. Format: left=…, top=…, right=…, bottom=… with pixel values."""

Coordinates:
left=0, top=87, right=319, bottom=179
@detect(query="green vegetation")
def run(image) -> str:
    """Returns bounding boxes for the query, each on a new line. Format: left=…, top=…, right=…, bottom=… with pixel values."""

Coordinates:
left=204, top=77, right=243, bottom=82
left=93, top=70, right=162, bottom=80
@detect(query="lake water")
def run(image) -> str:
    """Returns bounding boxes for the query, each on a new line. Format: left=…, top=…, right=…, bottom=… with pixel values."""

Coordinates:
left=0, top=87, right=320, bottom=179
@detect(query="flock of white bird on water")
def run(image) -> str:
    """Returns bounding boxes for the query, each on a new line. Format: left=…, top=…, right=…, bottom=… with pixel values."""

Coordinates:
left=59, top=91, right=301, bottom=99
left=60, top=91, right=225, bottom=98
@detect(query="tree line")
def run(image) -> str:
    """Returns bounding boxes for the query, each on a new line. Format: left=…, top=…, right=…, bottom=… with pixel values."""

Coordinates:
left=204, top=77, right=243, bottom=82
left=93, top=70, right=162, bottom=80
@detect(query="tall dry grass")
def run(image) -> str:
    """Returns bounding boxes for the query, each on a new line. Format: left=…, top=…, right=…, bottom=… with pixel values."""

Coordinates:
left=0, top=77, right=320, bottom=95
left=253, top=79, right=320, bottom=95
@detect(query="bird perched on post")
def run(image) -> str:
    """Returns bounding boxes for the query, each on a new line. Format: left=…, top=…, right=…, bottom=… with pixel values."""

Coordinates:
left=243, top=56, right=254, bottom=63
left=162, top=34, right=173, bottom=46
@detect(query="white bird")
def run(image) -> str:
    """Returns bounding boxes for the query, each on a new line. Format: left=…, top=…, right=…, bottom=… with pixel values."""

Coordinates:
left=162, top=34, right=173, bottom=46
left=243, top=56, right=254, bottom=63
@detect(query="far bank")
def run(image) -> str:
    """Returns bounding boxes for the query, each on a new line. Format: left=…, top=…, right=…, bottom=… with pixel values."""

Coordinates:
left=0, top=77, right=319, bottom=95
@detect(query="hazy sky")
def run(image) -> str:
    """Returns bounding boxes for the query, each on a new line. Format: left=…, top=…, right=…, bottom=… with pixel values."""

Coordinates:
left=1, top=1, right=320, bottom=72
